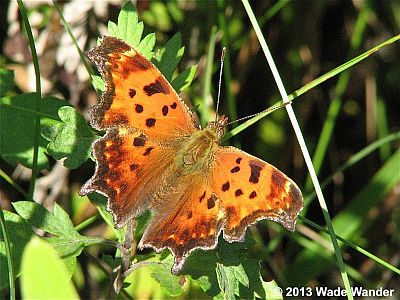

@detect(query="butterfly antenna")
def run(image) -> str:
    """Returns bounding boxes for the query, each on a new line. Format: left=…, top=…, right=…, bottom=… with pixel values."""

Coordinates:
left=215, top=47, right=226, bottom=122
left=226, top=101, right=292, bottom=126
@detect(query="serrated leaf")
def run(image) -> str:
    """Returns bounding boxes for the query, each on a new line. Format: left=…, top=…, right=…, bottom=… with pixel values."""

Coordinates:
left=216, top=263, right=236, bottom=300
left=0, top=94, right=69, bottom=169
left=232, top=264, right=249, bottom=288
left=0, top=69, right=15, bottom=96
left=138, top=32, right=156, bottom=60
left=172, top=65, right=197, bottom=92
left=108, top=21, right=118, bottom=36
left=150, top=259, right=184, bottom=297
left=43, top=106, right=96, bottom=169
left=12, top=201, right=78, bottom=237
left=153, top=32, right=183, bottom=80
left=21, top=237, right=79, bottom=299
left=0, top=211, right=34, bottom=290
left=116, top=2, right=141, bottom=47
left=124, top=254, right=171, bottom=299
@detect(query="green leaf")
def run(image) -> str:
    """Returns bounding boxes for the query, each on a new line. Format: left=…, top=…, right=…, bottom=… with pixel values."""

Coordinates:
left=153, top=32, right=184, bottom=81
left=124, top=254, right=172, bottom=299
left=216, top=263, right=236, bottom=300
left=12, top=201, right=78, bottom=237
left=172, top=64, right=197, bottom=92
left=260, top=280, right=283, bottom=300
left=150, top=257, right=184, bottom=297
left=21, top=237, right=79, bottom=299
left=107, top=21, right=118, bottom=36
left=42, top=106, right=96, bottom=169
left=0, top=69, right=15, bottom=96
left=138, top=33, right=156, bottom=60
left=91, top=74, right=105, bottom=92
left=117, top=2, right=141, bottom=45
left=0, top=94, right=69, bottom=169
left=0, top=211, right=34, bottom=290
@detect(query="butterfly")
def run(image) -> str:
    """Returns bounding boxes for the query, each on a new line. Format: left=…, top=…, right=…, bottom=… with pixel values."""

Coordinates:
left=80, top=36, right=304, bottom=274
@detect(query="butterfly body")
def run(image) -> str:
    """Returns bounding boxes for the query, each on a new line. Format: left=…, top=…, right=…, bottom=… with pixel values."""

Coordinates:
left=80, top=36, right=303, bottom=274
left=174, top=116, right=226, bottom=173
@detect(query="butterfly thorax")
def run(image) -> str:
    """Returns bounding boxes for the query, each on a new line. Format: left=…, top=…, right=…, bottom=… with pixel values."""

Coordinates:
left=174, top=116, right=228, bottom=175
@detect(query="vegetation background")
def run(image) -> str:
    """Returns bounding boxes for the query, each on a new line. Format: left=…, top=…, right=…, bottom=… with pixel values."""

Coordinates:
left=0, top=0, right=399, bottom=299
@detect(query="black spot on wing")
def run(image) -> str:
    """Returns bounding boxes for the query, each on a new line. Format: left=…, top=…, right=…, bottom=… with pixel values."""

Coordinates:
left=235, top=189, right=243, bottom=197
left=133, top=134, right=147, bottom=147
left=231, top=166, right=240, bottom=173
left=222, top=181, right=230, bottom=192
left=129, top=88, right=136, bottom=98
left=199, top=191, right=206, bottom=203
left=207, top=195, right=216, bottom=209
left=162, top=105, right=169, bottom=116
left=130, top=163, right=138, bottom=171
left=143, top=147, right=154, bottom=156
left=143, top=77, right=170, bottom=96
left=236, top=157, right=242, bottom=164
left=249, top=191, right=257, bottom=199
left=145, top=118, right=156, bottom=128
left=135, top=104, right=143, bottom=113
left=249, top=160, right=263, bottom=183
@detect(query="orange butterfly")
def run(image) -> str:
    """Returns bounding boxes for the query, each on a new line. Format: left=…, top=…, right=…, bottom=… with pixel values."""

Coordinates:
left=80, top=36, right=303, bottom=274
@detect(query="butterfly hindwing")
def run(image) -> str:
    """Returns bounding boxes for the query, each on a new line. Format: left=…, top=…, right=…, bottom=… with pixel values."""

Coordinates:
left=211, top=146, right=303, bottom=240
left=139, top=176, right=224, bottom=274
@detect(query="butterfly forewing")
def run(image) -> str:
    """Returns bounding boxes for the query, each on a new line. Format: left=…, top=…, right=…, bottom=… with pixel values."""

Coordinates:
left=86, top=36, right=196, bottom=138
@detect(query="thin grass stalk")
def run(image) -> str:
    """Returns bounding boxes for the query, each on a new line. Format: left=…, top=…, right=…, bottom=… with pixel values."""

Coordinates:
left=241, top=1, right=353, bottom=298
left=304, top=3, right=370, bottom=193
left=17, top=0, right=42, bottom=201
left=300, top=216, right=400, bottom=275
left=200, top=26, right=218, bottom=125
left=217, top=0, right=238, bottom=125
left=305, top=131, right=400, bottom=204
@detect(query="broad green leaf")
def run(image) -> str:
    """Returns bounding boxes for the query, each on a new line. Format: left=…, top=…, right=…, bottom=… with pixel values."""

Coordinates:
left=42, top=106, right=96, bottom=169
left=21, top=237, right=79, bottom=299
left=117, top=2, right=141, bottom=46
left=0, top=69, right=15, bottom=96
left=0, top=94, right=68, bottom=169
left=12, top=201, right=78, bottom=237
left=216, top=263, right=236, bottom=300
left=107, top=21, right=118, bottom=36
left=153, top=32, right=184, bottom=81
left=260, top=280, right=283, bottom=300
left=0, top=211, right=34, bottom=290
left=150, top=257, right=184, bottom=297
left=172, top=65, right=197, bottom=92
left=124, top=254, right=175, bottom=299
left=138, top=32, right=156, bottom=60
